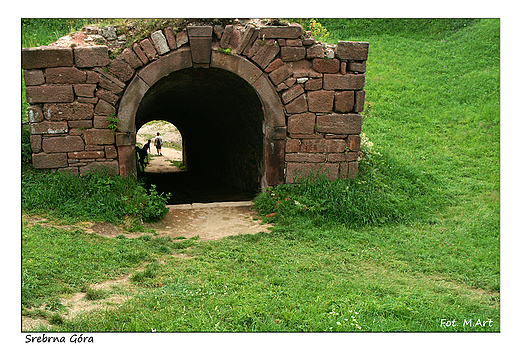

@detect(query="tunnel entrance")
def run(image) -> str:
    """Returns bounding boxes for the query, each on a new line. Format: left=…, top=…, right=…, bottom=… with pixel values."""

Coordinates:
left=135, top=67, right=264, bottom=204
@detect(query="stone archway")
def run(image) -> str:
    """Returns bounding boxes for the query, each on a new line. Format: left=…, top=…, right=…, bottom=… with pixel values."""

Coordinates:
left=117, top=46, right=286, bottom=189
left=22, top=20, right=369, bottom=194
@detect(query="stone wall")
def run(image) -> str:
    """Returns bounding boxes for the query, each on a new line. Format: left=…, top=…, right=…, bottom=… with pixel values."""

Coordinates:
left=22, top=20, right=368, bottom=183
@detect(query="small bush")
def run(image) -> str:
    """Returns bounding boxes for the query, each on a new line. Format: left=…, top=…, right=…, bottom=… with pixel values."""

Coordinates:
left=255, top=144, right=453, bottom=229
left=22, top=168, right=170, bottom=224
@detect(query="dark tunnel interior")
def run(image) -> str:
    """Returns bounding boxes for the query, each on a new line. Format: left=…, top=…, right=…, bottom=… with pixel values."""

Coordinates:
left=135, top=67, right=265, bottom=204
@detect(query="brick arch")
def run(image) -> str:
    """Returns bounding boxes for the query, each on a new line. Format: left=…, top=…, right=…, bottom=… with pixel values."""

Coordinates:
left=22, top=21, right=369, bottom=185
left=116, top=47, right=286, bottom=186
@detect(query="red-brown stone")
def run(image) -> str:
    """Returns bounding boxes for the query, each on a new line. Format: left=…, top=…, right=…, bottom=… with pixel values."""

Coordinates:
left=281, top=47, right=306, bottom=62
left=300, top=139, right=327, bottom=153
left=22, top=47, right=73, bottom=69
left=140, top=38, right=158, bottom=61
left=285, top=139, right=300, bottom=153
left=282, top=84, right=305, bottom=104
left=42, top=135, right=84, bottom=153
left=43, top=102, right=94, bottom=121
left=24, top=70, right=45, bottom=86
left=30, top=121, right=68, bottom=134
left=26, top=85, right=74, bottom=104
left=287, top=112, right=316, bottom=135
left=259, top=26, right=302, bottom=39
left=84, top=129, right=115, bottom=145
left=74, top=84, right=96, bottom=98
left=32, top=152, right=68, bottom=169
left=45, top=67, right=86, bottom=84
left=132, top=43, right=149, bottom=65
left=121, top=47, right=143, bottom=69
left=285, top=94, right=308, bottom=114
left=334, top=91, right=355, bottom=113
left=108, top=57, right=135, bottom=82
left=316, top=114, right=363, bottom=134
left=95, top=99, right=116, bottom=116
left=335, top=41, right=369, bottom=61
left=312, top=58, right=340, bottom=74
left=323, top=73, right=365, bottom=90
left=268, top=63, right=293, bottom=86
left=307, top=90, right=335, bottom=113
left=347, top=135, right=361, bottom=151
left=74, top=46, right=110, bottom=68
left=286, top=162, right=338, bottom=183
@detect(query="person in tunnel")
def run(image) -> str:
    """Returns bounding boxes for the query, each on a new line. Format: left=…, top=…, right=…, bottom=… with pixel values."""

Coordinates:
left=142, top=139, right=151, bottom=163
left=154, top=132, right=163, bottom=156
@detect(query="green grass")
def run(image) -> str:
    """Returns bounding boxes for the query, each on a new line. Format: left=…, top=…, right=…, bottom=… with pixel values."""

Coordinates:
left=21, top=19, right=500, bottom=333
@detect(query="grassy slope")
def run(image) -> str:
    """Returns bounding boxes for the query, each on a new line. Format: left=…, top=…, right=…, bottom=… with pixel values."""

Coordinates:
left=22, top=19, right=500, bottom=332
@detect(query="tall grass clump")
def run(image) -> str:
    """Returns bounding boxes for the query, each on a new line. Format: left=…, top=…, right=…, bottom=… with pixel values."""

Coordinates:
left=22, top=168, right=169, bottom=224
left=255, top=137, right=453, bottom=228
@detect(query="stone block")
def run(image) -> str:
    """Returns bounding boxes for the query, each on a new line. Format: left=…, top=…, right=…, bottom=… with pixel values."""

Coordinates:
left=68, top=120, right=92, bottom=128
left=285, top=138, right=300, bottom=153
left=286, top=153, right=326, bottom=162
left=301, top=139, right=327, bottom=153
left=259, top=26, right=302, bottom=39
left=349, top=61, right=366, bottom=73
left=265, top=58, right=283, bottom=73
left=250, top=38, right=280, bottom=69
left=121, top=47, right=143, bottom=69
left=132, top=43, right=149, bottom=65
left=95, top=99, right=116, bottom=116
left=79, top=160, right=119, bottom=176
left=307, top=90, right=335, bottom=113
left=312, top=58, right=340, bottom=74
left=236, top=25, right=257, bottom=55
left=190, top=36, right=212, bottom=64
left=323, top=73, right=365, bottom=90
left=286, top=162, right=339, bottom=183
left=23, top=70, right=45, bottom=86
left=340, top=161, right=359, bottom=179
left=268, top=63, right=293, bottom=86
left=316, top=114, right=363, bottom=134
left=115, top=132, right=136, bottom=146
left=26, top=85, right=74, bottom=103
left=93, top=67, right=126, bottom=94
left=220, top=25, right=234, bottom=49
left=335, top=41, right=369, bottom=61
left=32, top=152, right=68, bottom=169
left=347, top=135, right=361, bottom=151
left=327, top=153, right=346, bottom=162
left=68, top=150, right=104, bottom=159
left=176, top=29, right=189, bottom=47
left=108, top=57, right=135, bottom=82
left=117, top=145, right=135, bottom=177
left=286, top=39, right=303, bottom=47
left=84, top=129, right=115, bottom=145
left=86, top=71, right=99, bottom=84
left=306, top=44, right=324, bottom=59
left=42, top=135, right=84, bottom=153
left=43, top=102, right=94, bottom=121
left=326, top=139, right=347, bottom=152
left=187, top=26, right=213, bottom=37
left=287, top=112, right=316, bottom=134
left=74, top=46, right=110, bottom=68
left=285, top=94, right=308, bottom=114
left=95, top=89, right=119, bottom=105
left=282, top=84, right=305, bottom=104
left=30, top=121, right=68, bottom=134
left=27, top=105, right=44, bottom=123
left=76, top=97, right=98, bottom=104
left=22, top=47, right=73, bottom=69
left=304, top=78, right=323, bottom=91
left=164, top=27, right=177, bottom=49
left=93, top=115, right=110, bottom=128
left=341, top=62, right=347, bottom=75
left=140, top=38, right=158, bottom=60
left=74, top=84, right=96, bottom=98
left=354, top=90, right=365, bottom=112
left=281, top=46, right=306, bottom=62
left=30, top=134, right=42, bottom=152
left=151, top=30, right=170, bottom=55
left=105, top=145, right=117, bottom=159
left=291, top=60, right=322, bottom=78
left=45, top=67, right=86, bottom=84
left=334, top=91, right=355, bottom=113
